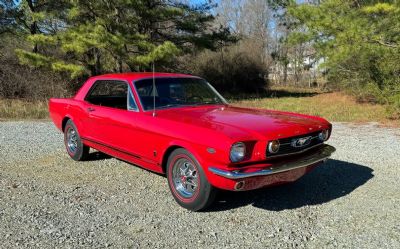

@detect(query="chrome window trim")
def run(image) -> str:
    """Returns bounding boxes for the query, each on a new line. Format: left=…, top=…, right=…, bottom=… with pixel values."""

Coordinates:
left=127, top=86, right=139, bottom=112
left=205, top=81, right=228, bottom=104
left=132, top=76, right=227, bottom=112
left=84, top=79, right=139, bottom=112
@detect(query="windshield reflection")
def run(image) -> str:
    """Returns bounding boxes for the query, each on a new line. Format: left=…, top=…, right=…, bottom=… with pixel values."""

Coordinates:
left=134, top=77, right=227, bottom=111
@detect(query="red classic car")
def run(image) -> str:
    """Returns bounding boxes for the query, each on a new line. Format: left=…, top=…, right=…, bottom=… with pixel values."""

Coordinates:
left=49, top=73, right=335, bottom=211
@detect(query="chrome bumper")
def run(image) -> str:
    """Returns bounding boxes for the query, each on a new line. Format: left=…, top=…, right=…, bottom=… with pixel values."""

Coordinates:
left=209, top=144, right=336, bottom=179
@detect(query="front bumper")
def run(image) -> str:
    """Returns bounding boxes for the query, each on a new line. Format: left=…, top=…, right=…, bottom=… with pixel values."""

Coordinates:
left=209, top=144, right=336, bottom=180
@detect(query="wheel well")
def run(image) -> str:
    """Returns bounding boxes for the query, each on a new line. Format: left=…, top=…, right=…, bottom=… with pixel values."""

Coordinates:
left=61, top=117, right=70, bottom=132
left=161, top=146, right=182, bottom=174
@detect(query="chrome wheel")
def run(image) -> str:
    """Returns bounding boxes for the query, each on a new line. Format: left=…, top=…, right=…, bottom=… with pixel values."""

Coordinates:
left=66, top=127, right=78, bottom=154
left=172, top=158, right=199, bottom=198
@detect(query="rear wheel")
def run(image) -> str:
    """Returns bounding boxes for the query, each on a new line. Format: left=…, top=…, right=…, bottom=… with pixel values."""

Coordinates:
left=64, top=120, right=89, bottom=161
left=167, top=148, right=217, bottom=211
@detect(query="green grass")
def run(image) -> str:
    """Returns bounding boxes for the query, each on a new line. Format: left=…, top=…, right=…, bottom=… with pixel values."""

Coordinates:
left=0, top=99, right=49, bottom=120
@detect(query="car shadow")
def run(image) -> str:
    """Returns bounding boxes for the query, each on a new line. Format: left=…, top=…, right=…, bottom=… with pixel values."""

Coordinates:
left=85, top=151, right=112, bottom=161
left=208, top=159, right=374, bottom=212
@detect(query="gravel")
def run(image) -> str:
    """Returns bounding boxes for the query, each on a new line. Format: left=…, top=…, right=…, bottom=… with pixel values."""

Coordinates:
left=0, top=121, right=399, bottom=248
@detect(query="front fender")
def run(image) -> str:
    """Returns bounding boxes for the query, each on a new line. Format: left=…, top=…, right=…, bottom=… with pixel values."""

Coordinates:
left=162, top=140, right=231, bottom=186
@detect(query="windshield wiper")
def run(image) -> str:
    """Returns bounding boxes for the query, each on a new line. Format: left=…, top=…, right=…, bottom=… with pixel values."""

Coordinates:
left=189, top=101, right=222, bottom=106
left=153, top=102, right=222, bottom=110
left=155, top=104, right=183, bottom=110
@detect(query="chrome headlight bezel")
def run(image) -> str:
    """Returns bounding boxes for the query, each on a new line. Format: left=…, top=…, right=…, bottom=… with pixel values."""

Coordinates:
left=230, top=142, right=246, bottom=163
left=318, top=129, right=330, bottom=141
left=268, top=140, right=280, bottom=154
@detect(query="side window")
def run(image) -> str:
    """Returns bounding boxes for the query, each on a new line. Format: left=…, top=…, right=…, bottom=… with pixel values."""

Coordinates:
left=85, top=80, right=134, bottom=110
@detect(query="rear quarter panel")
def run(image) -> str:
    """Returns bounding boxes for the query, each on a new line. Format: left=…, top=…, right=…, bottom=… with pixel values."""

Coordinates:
left=49, top=78, right=94, bottom=134
left=48, top=98, right=86, bottom=133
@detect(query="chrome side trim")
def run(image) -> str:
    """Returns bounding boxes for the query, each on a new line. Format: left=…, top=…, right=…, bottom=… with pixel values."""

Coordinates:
left=209, top=144, right=336, bottom=179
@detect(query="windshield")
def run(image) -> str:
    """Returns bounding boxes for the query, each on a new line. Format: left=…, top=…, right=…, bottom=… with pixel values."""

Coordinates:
left=134, top=77, right=227, bottom=111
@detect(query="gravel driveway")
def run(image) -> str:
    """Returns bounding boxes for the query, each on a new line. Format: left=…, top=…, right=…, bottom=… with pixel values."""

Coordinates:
left=0, top=121, right=399, bottom=248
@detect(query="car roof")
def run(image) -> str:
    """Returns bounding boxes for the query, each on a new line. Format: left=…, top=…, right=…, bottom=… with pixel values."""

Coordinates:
left=90, top=72, right=200, bottom=81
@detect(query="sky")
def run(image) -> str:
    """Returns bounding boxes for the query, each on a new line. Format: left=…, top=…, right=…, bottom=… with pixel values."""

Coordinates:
left=189, top=0, right=217, bottom=3
left=189, top=0, right=220, bottom=5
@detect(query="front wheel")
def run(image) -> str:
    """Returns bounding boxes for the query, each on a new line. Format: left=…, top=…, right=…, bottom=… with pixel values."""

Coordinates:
left=166, top=148, right=217, bottom=211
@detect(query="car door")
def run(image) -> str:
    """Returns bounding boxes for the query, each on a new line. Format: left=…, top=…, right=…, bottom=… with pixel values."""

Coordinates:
left=83, top=80, right=140, bottom=151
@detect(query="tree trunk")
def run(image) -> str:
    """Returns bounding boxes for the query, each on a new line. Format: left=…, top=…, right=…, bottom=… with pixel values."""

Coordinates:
left=27, top=0, right=38, bottom=53
left=283, top=62, right=288, bottom=85
left=87, top=48, right=102, bottom=76
left=30, top=21, right=38, bottom=53
left=117, top=60, right=123, bottom=73
left=95, top=50, right=101, bottom=75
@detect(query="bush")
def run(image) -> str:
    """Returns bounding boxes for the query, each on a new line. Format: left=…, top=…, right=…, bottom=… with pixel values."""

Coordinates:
left=0, top=36, right=71, bottom=100
left=338, top=82, right=400, bottom=120
left=0, top=61, right=71, bottom=100
left=181, top=43, right=268, bottom=94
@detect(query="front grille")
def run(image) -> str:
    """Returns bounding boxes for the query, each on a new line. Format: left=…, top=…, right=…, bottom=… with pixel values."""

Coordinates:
left=266, top=131, right=324, bottom=157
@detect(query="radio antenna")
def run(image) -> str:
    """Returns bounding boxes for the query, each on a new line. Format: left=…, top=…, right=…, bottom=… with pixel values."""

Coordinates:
left=152, top=61, right=156, bottom=117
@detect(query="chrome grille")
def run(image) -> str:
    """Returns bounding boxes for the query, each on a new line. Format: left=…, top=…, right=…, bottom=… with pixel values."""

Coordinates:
left=266, top=131, right=324, bottom=157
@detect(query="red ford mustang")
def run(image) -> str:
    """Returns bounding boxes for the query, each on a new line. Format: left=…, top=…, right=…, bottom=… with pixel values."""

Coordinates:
left=49, top=73, right=335, bottom=211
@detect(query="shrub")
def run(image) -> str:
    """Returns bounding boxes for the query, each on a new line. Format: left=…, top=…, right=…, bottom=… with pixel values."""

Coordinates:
left=0, top=36, right=71, bottom=100
left=181, top=43, right=268, bottom=94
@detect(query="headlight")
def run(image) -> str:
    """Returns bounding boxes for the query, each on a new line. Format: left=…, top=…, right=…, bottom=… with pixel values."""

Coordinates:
left=230, top=142, right=246, bottom=162
left=268, top=140, right=280, bottom=154
left=318, top=130, right=329, bottom=141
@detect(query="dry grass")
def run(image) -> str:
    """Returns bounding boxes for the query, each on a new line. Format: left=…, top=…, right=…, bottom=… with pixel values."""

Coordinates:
left=0, top=92, right=397, bottom=125
left=0, top=99, right=49, bottom=120
left=268, top=85, right=326, bottom=94
left=233, top=92, right=397, bottom=125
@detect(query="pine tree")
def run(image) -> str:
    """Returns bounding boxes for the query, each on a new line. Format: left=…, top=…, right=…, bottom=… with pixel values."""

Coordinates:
left=15, top=0, right=233, bottom=78
left=287, top=0, right=400, bottom=116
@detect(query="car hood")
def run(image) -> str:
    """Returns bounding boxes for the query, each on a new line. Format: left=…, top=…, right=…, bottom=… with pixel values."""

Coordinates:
left=157, top=105, right=331, bottom=141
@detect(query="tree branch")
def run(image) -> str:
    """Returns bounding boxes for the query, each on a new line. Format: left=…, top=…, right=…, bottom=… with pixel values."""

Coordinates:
left=368, top=38, right=398, bottom=48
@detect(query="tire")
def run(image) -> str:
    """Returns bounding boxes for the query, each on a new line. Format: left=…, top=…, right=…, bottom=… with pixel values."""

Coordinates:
left=64, top=119, right=89, bottom=161
left=166, top=148, right=217, bottom=211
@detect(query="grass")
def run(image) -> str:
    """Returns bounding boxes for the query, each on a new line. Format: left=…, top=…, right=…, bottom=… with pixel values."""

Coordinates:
left=0, top=99, right=49, bottom=120
left=232, top=91, right=397, bottom=125
left=0, top=90, right=397, bottom=125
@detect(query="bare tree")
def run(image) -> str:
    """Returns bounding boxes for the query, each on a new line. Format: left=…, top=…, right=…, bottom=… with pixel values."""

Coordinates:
left=216, top=0, right=321, bottom=87
left=216, top=0, right=274, bottom=71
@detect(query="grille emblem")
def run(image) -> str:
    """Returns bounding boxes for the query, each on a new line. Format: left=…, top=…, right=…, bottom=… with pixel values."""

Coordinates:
left=291, top=136, right=312, bottom=148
